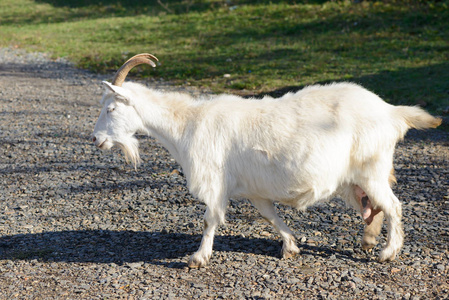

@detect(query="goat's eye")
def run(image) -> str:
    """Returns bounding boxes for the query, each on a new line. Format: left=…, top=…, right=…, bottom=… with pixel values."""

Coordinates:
left=107, top=107, right=115, bottom=113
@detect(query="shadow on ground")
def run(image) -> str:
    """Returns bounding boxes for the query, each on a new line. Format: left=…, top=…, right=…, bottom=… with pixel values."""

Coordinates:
left=0, top=229, right=366, bottom=268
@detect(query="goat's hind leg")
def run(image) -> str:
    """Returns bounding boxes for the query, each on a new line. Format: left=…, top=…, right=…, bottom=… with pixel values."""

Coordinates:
left=353, top=185, right=384, bottom=250
left=362, top=211, right=384, bottom=250
left=363, top=184, right=403, bottom=262
left=251, top=199, right=300, bottom=259
left=379, top=192, right=403, bottom=262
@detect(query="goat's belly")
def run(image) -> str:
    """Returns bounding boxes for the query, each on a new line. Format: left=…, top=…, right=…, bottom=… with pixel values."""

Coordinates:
left=234, top=177, right=338, bottom=210
left=278, top=187, right=336, bottom=210
left=229, top=147, right=349, bottom=207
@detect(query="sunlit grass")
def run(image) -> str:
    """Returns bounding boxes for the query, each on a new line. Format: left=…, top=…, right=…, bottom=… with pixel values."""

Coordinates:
left=0, top=0, right=448, bottom=112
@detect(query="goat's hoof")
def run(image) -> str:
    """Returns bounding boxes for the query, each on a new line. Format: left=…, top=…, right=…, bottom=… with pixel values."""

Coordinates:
left=378, top=248, right=398, bottom=262
left=281, top=243, right=300, bottom=259
left=188, top=253, right=210, bottom=268
left=361, top=239, right=377, bottom=251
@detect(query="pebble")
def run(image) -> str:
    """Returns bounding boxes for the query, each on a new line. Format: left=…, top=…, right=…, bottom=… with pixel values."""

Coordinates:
left=0, top=47, right=448, bottom=299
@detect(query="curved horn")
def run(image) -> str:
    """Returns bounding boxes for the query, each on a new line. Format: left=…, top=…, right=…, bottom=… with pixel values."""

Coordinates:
left=111, top=53, right=159, bottom=87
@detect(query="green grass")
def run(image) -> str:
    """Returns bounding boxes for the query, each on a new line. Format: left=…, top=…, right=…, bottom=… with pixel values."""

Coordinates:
left=1, top=0, right=448, bottom=112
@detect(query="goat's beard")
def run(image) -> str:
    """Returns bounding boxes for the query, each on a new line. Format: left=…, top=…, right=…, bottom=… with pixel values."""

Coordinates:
left=116, top=137, right=141, bottom=169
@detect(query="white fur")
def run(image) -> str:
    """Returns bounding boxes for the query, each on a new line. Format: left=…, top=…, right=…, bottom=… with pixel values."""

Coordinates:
left=92, top=81, right=441, bottom=267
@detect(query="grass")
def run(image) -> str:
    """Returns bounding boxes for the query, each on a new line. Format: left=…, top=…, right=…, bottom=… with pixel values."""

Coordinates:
left=0, top=0, right=448, bottom=112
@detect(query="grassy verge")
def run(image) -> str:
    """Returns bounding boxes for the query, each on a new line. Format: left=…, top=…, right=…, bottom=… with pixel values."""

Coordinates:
left=0, top=0, right=448, bottom=112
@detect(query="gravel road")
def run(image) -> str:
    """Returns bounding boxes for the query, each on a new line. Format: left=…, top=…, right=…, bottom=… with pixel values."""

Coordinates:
left=0, top=47, right=448, bottom=299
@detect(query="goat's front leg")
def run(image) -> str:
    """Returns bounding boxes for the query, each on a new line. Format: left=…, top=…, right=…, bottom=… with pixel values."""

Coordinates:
left=251, top=199, right=300, bottom=259
left=188, top=208, right=219, bottom=268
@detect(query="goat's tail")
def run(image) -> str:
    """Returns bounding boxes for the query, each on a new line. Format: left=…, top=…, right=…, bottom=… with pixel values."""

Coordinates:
left=394, top=105, right=442, bottom=131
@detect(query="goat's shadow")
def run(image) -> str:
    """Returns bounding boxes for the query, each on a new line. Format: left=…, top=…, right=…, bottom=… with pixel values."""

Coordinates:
left=0, top=229, right=369, bottom=268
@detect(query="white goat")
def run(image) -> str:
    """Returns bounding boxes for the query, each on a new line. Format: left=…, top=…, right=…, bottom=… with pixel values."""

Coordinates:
left=92, top=53, right=442, bottom=268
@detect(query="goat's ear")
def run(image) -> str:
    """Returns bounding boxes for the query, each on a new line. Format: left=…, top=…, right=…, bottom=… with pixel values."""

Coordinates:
left=102, top=81, right=134, bottom=106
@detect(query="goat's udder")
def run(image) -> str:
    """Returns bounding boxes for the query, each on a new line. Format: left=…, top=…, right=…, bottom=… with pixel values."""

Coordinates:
left=355, top=186, right=382, bottom=225
left=361, top=197, right=382, bottom=225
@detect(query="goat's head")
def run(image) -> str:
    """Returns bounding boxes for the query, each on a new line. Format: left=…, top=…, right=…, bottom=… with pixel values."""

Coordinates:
left=91, top=53, right=158, bottom=167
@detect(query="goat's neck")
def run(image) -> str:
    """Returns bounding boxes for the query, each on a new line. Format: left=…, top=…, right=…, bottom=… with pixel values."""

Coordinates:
left=137, top=90, right=195, bottom=160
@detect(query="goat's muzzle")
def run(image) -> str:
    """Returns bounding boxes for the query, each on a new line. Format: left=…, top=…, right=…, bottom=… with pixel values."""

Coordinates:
left=92, top=135, right=108, bottom=149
